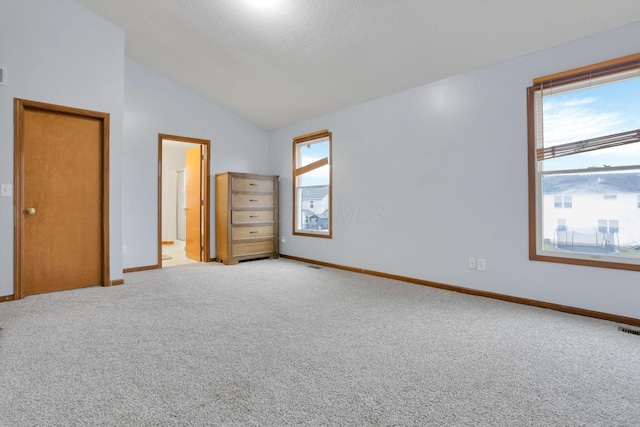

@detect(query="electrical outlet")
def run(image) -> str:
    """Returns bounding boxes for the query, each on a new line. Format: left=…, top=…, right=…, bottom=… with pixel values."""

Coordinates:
left=279, top=236, right=285, bottom=244
left=477, top=258, right=486, bottom=271
left=122, top=245, right=127, bottom=255
left=468, top=257, right=476, bottom=269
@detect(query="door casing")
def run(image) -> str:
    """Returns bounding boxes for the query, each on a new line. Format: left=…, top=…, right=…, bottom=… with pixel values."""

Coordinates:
left=158, top=134, right=211, bottom=266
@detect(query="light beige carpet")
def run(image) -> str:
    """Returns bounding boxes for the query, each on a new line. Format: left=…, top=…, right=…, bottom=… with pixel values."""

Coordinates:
left=0, top=258, right=638, bottom=426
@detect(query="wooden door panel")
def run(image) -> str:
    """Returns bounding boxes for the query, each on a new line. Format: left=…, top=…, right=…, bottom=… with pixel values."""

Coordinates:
left=20, top=105, right=104, bottom=295
left=185, top=146, right=202, bottom=261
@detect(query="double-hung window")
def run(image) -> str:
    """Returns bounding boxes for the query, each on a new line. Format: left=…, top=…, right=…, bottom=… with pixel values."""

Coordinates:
left=528, top=54, right=640, bottom=270
left=293, top=130, right=332, bottom=238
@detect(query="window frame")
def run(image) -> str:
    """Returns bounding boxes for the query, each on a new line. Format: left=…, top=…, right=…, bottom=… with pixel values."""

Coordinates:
left=527, top=53, right=640, bottom=272
left=292, top=129, right=332, bottom=239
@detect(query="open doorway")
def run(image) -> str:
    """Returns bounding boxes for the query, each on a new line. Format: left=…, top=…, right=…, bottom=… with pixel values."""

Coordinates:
left=158, top=134, right=211, bottom=267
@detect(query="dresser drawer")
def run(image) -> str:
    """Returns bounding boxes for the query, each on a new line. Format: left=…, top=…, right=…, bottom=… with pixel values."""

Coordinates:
left=231, top=240, right=275, bottom=257
left=232, top=210, right=274, bottom=224
left=232, top=177, right=275, bottom=193
left=232, top=193, right=274, bottom=208
left=232, top=225, right=274, bottom=240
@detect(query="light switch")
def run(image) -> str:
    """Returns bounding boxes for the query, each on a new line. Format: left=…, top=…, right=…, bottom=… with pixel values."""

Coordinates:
left=0, top=184, right=12, bottom=197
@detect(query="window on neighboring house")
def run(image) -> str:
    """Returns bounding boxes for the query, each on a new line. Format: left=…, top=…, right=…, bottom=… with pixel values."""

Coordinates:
left=553, top=196, right=573, bottom=209
left=554, top=195, right=562, bottom=208
left=528, top=53, right=640, bottom=270
left=554, top=195, right=572, bottom=208
left=598, top=219, right=609, bottom=234
left=563, top=195, right=572, bottom=208
left=293, top=130, right=332, bottom=238
left=597, top=219, right=620, bottom=251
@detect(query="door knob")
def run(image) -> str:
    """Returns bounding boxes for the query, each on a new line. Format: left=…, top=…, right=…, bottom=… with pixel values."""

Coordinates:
left=25, top=207, right=36, bottom=215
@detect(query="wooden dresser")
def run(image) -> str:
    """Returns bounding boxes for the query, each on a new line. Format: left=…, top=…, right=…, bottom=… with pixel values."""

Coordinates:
left=215, top=172, right=279, bottom=265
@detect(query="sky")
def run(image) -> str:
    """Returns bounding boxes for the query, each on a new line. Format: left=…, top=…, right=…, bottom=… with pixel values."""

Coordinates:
left=297, top=138, right=330, bottom=187
left=542, top=76, right=640, bottom=171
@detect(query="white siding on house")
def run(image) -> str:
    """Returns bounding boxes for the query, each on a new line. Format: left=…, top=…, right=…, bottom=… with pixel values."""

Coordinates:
left=543, top=193, right=640, bottom=248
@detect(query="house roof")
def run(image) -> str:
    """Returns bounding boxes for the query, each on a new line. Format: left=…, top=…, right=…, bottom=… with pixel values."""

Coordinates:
left=543, top=173, right=640, bottom=194
left=72, top=0, right=640, bottom=130
left=301, top=187, right=328, bottom=199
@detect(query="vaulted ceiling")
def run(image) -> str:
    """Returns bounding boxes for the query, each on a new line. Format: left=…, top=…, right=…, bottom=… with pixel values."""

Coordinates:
left=73, top=0, right=640, bottom=130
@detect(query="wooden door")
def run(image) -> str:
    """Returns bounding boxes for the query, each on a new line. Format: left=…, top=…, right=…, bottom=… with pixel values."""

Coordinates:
left=15, top=99, right=109, bottom=297
left=185, top=145, right=202, bottom=261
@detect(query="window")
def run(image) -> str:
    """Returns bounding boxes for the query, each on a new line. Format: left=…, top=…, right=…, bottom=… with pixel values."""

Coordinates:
left=554, top=195, right=562, bottom=208
left=563, top=195, right=572, bottom=209
left=596, top=219, right=620, bottom=252
left=293, top=130, right=332, bottom=237
left=554, top=195, right=572, bottom=208
left=528, top=53, right=640, bottom=270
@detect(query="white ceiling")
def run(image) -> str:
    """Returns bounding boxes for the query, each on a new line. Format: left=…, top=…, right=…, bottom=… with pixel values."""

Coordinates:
left=73, top=0, right=640, bottom=130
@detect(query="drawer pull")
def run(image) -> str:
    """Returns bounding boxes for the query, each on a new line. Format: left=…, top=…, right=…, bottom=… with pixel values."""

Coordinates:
left=249, top=183, right=258, bottom=186
left=250, top=215, right=259, bottom=218
left=250, top=199, right=258, bottom=202
left=250, top=231, right=259, bottom=234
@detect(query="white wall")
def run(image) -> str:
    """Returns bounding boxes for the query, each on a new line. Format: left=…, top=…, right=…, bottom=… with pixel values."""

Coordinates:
left=269, top=23, right=640, bottom=320
left=123, top=59, right=269, bottom=268
left=0, top=0, right=124, bottom=296
left=161, top=146, right=187, bottom=242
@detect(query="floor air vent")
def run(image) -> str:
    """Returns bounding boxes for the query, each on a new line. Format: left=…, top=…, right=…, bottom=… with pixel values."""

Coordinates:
left=307, top=265, right=322, bottom=269
left=618, top=326, right=640, bottom=336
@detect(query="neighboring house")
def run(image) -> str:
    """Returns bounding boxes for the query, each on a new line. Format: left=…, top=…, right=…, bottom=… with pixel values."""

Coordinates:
left=300, top=209, right=329, bottom=231
left=300, top=187, right=328, bottom=215
left=300, top=187, right=329, bottom=230
left=543, top=173, right=640, bottom=252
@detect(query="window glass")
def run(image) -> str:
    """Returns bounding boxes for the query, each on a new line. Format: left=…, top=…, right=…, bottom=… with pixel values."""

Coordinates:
left=293, top=132, right=332, bottom=237
left=529, top=56, right=640, bottom=269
